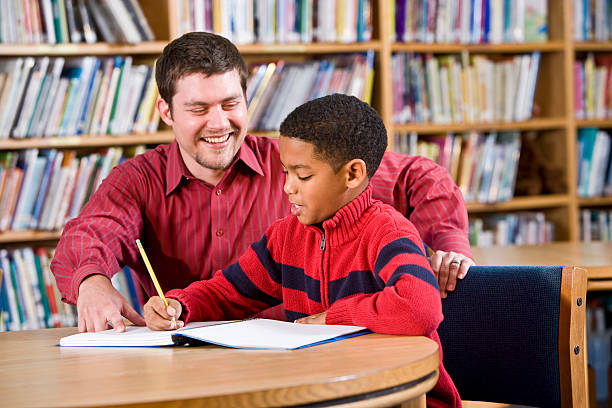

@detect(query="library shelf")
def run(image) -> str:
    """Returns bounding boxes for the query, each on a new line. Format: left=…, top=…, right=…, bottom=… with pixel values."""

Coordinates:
left=577, top=197, right=612, bottom=207
left=0, top=42, right=168, bottom=57
left=0, top=131, right=174, bottom=150
left=574, top=42, right=612, bottom=52
left=391, top=41, right=565, bottom=54
left=237, top=41, right=382, bottom=55
left=393, top=118, right=568, bottom=134
left=0, top=230, right=61, bottom=244
left=576, top=120, right=612, bottom=128
left=466, top=195, right=571, bottom=213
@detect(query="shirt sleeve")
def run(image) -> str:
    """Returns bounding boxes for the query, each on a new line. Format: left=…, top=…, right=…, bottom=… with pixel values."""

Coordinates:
left=371, top=151, right=472, bottom=259
left=166, top=232, right=284, bottom=323
left=50, top=162, right=146, bottom=304
left=325, top=231, right=443, bottom=336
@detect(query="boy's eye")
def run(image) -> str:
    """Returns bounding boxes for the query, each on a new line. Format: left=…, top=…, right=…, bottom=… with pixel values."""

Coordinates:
left=282, top=170, right=288, bottom=175
left=298, top=175, right=312, bottom=181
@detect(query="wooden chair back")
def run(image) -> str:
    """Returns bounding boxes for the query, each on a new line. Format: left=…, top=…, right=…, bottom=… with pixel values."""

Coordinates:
left=437, top=266, right=587, bottom=407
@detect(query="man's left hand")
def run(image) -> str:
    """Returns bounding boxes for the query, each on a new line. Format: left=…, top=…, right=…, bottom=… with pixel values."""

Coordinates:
left=294, top=311, right=327, bottom=325
left=429, top=251, right=475, bottom=298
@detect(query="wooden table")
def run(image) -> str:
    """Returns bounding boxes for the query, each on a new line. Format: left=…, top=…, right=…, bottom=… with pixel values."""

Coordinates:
left=471, top=241, right=612, bottom=291
left=0, top=328, right=439, bottom=408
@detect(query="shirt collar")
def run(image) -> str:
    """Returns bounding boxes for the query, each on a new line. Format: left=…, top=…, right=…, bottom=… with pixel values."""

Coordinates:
left=318, top=185, right=375, bottom=246
left=165, top=135, right=265, bottom=195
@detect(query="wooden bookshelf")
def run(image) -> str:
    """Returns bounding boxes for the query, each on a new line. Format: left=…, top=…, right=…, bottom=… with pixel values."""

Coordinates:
left=0, top=0, right=608, bottom=246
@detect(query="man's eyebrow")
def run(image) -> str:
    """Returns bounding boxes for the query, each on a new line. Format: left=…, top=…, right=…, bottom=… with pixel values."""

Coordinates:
left=184, top=95, right=243, bottom=107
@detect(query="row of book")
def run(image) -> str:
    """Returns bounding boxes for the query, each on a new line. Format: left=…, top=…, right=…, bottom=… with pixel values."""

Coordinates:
left=394, top=130, right=520, bottom=204
left=581, top=208, right=612, bottom=242
left=469, top=211, right=555, bottom=247
left=0, top=146, right=144, bottom=233
left=0, top=247, right=76, bottom=331
left=391, top=0, right=547, bottom=44
left=574, top=53, right=612, bottom=121
left=246, top=52, right=374, bottom=131
left=391, top=52, right=540, bottom=125
left=574, top=0, right=612, bottom=42
left=176, top=0, right=373, bottom=44
left=0, top=246, right=144, bottom=332
left=0, top=0, right=154, bottom=45
left=0, top=56, right=160, bottom=140
left=577, top=128, right=612, bottom=198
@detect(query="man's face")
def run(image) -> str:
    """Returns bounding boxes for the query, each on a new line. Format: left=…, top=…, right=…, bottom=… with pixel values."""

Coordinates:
left=161, top=70, right=248, bottom=178
left=279, top=135, right=351, bottom=225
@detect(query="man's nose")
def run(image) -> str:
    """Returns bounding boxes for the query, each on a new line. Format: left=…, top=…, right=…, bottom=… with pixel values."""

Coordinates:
left=207, top=105, right=230, bottom=129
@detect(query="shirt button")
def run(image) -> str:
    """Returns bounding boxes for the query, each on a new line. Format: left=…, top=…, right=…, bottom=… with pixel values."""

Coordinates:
left=216, top=229, right=224, bottom=237
left=216, top=189, right=222, bottom=196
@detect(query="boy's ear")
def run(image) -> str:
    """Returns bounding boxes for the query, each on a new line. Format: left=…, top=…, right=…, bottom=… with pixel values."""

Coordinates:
left=157, top=97, right=173, bottom=126
left=344, top=159, right=367, bottom=188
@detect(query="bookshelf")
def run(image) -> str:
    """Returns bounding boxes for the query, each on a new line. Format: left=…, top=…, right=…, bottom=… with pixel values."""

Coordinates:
left=0, top=0, right=608, bottom=247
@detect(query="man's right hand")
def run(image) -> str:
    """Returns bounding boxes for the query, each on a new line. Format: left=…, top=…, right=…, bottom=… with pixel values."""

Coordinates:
left=77, top=274, right=146, bottom=332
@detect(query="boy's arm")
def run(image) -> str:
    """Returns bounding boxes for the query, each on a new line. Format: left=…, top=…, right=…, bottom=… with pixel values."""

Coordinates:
left=325, top=233, right=443, bottom=336
left=166, top=234, right=283, bottom=323
left=373, top=152, right=471, bottom=257
left=372, top=152, right=474, bottom=296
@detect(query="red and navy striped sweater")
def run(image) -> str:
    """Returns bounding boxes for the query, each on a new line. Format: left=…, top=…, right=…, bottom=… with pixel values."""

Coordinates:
left=167, top=186, right=461, bottom=408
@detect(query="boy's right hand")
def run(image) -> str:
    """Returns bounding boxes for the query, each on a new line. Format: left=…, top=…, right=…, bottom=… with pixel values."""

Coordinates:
left=143, top=296, right=184, bottom=331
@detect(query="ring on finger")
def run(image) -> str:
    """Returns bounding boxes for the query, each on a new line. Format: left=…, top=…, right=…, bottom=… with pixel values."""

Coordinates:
left=450, top=260, right=461, bottom=265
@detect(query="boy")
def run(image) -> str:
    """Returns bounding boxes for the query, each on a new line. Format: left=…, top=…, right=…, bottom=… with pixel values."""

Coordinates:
left=144, top=94, right=461, bottom=408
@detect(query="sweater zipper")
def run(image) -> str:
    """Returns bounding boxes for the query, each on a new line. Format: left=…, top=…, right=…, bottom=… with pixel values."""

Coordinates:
left=320, top=231, right=326, bottom=250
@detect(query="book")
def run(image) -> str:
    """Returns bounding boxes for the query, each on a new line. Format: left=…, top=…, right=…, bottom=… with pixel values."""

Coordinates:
left=59, top=318, right=368, bottom=350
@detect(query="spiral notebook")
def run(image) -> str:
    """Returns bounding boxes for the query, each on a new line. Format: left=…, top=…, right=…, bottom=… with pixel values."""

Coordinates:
left=58, top=318, right=369, bottom=350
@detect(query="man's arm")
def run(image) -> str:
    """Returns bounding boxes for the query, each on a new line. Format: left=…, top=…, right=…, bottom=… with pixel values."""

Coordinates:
left=371, top=151, right=474, bottom=296
left=51, top=163, right=146, bottom=332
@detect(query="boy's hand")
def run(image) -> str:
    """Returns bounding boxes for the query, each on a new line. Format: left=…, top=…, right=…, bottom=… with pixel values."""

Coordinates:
left=294, top=311, right=327, bottom=325
left=429, top=250, right=474, bottom=298
left=143, top=296, right=184, bottom=331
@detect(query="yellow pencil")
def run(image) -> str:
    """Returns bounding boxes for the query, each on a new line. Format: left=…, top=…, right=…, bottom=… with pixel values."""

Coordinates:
left=136, top=239, right=168, bottom=307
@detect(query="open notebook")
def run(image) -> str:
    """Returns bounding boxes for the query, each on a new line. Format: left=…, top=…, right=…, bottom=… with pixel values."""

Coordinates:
left=58, top=318, right=369, bottom=350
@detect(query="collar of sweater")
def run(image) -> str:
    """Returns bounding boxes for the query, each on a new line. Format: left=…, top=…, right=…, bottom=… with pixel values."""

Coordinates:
left=306, top=184, right=376, bottom=248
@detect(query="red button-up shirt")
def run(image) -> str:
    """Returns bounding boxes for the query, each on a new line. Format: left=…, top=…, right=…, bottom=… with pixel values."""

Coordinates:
left=51, top=134, right=471, bottom=304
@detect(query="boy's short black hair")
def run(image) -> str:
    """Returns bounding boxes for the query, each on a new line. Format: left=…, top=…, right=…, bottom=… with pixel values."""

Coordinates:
left=279, top=94, right=387, bottom=179
left=155, top=32, right=248, bottom=110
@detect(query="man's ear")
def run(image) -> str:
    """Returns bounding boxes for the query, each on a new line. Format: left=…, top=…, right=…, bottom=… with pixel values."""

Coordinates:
left=157, top=97, right=173, bottom=127
left=344, top=159, right=367, bottom=188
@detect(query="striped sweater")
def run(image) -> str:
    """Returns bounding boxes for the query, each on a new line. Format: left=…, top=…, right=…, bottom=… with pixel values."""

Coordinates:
left=167, top=186, right=461, bottom=408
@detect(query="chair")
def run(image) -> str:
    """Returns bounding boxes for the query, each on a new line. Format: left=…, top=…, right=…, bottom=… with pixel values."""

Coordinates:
left=437, top=266, right=588, bottom=408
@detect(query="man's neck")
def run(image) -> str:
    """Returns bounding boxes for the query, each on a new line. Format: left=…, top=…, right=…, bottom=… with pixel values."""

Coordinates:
left=179, top=150, right=228, bottom=187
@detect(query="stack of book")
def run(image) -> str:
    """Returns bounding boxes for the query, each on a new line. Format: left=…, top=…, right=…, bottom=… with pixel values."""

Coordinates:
left=574, top=0, right=612, bottom=42
left=247, top=52, right=374, bottom=131
left=469, top=212, right=555, bottom=247
left=574, top=53, right=612, bottom=120
left=581, top=208, right=612, bottom=242
left=174, top=0, right=373, bottom=44
left=577, top=128, right=612, bottom=198
left=0, top=0, right=154, bottom=45
left=0, top=146, right=143, bottom=234
left=392, top=0, right=548, bottom=44
left=391, top=52, right=540, bottom=125
left=0, top=247, right=143, bottom=332
left=0, top=56, right=160, bottom=139
left=394, top=131, right=521, bottom=204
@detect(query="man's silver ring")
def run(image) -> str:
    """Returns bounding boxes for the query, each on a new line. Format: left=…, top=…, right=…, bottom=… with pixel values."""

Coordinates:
left=450, top=260, right=461, bottom=265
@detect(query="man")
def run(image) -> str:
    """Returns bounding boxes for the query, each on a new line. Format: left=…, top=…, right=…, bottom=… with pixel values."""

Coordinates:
left=51, top=32, right=474, bottom=333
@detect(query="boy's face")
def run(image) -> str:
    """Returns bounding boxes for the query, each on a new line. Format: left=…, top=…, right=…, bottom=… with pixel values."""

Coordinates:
left=279, top=135, right=352, bottom=225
